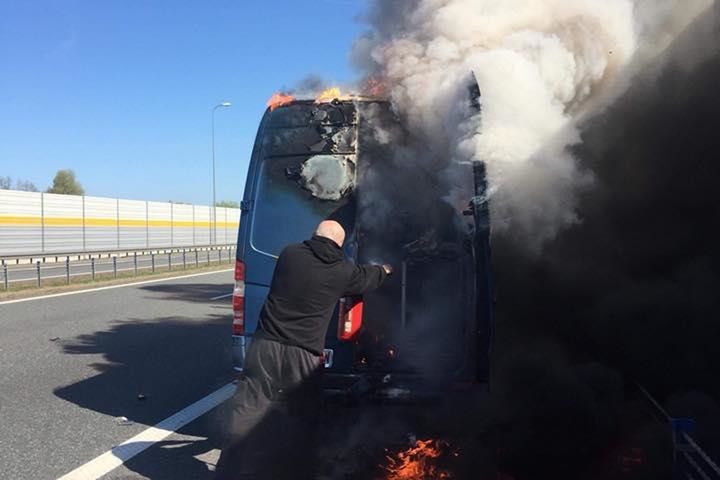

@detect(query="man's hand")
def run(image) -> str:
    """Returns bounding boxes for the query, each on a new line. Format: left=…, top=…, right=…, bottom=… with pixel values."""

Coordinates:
left=382, top=264, right=393, bottom=275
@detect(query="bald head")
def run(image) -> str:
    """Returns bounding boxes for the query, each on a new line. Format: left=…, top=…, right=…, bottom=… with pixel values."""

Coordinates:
left=315, top=220, right=346, bottom=247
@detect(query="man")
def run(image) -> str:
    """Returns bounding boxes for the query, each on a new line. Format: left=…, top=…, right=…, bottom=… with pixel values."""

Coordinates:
left=215, top=220, right=391, bottom=479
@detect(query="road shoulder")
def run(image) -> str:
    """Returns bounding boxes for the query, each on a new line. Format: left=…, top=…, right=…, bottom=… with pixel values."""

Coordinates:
left=0, top=265, right=233, bottom=304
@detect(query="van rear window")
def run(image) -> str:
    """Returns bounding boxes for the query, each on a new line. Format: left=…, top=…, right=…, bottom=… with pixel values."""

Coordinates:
left=250, top=102, right=359, bottom=257
left=250, top=157, right=350, bottom=257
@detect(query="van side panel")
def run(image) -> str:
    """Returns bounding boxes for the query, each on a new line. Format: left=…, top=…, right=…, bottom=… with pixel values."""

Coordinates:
left=236, top=109, right=272, bottom=262
left=233, top=110, right=272, bottom=369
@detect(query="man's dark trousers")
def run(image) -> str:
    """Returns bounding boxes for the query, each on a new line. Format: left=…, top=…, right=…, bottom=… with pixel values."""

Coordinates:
left=215, top=337, right=322, bottom=480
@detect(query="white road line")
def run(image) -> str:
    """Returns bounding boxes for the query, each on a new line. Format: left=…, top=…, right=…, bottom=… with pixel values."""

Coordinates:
left=210, top=292, right=233, bottom=300
left=0, top=269, right=233, bottom=306
left=57, top=382, right=235, bottom=480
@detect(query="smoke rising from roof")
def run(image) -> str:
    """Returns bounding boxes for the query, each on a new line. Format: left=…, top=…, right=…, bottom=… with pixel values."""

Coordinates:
left=353, top=0, right=711, bottom=251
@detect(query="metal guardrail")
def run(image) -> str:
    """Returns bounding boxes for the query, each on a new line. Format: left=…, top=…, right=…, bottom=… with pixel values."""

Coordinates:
left=0, top=244, right=235, bottom=264
left=1, top=244, right=236, bottom=290
left=638, top=385, right=720, bottom=480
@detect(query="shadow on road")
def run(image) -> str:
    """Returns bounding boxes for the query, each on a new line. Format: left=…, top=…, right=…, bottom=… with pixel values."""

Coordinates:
left=140, top=282, right=233, bottom=304
left=54, top=314, right=234, bottom=479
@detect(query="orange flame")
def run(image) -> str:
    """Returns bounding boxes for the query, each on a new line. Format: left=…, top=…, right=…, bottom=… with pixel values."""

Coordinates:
left=363, top=76, right=388, bottom=97
left=384, top=439, right=453, bottom=480
left=315, top=86, right=342, bottom=103
left=267, top=92, right=295, bottom=111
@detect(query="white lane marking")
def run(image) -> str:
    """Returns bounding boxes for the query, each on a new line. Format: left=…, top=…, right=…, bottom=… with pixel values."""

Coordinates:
left=0, top=269, right=233, bottom=306
left=57, top=382, right=235, bottom=480
left=210, top=292, right=233, bottom=300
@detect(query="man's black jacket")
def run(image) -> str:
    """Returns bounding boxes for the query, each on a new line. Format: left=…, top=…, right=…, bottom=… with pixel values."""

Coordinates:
left=255, top=235, right=387, bottom=355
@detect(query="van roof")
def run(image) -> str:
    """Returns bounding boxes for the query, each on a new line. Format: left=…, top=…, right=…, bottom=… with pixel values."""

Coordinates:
left=266, top=96, right=389, bottom=113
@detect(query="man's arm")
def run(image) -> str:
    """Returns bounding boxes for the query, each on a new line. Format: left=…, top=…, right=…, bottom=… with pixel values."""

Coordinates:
left=343, top=263, right=390, bottom=296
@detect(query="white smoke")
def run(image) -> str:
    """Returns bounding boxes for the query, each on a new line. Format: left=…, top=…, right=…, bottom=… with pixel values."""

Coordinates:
left=354, top=0, right=712, bottom=250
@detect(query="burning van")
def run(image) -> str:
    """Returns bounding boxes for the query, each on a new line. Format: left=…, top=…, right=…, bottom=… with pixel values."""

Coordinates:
left=232, top=92, right=493, bottom=397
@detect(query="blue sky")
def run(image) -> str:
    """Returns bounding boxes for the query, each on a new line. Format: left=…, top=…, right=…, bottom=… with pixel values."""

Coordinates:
left=0, top=0, right=366, bottom=205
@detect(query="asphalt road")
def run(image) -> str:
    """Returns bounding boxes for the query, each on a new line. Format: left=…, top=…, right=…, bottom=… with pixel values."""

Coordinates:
left=3, top=250, right=233, bottom=285
left=0, top=270, right=236, bottom=480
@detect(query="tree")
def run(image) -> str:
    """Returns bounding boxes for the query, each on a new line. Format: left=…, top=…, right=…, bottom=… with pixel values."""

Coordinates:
left=47, top=169, right=84, bottom=195
left=215, top=200, right=239, bottom=208
left=16, top=179, right=38, bottom=192
left=0, top=176, right=37, bottom=191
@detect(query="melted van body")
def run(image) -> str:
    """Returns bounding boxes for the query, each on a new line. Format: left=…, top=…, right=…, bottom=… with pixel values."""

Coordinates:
left=233, top=99, right=493, bottom=397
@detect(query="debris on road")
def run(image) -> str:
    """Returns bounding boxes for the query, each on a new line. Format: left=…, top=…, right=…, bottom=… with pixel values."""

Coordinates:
left=115, top=416, right=133, bottom=426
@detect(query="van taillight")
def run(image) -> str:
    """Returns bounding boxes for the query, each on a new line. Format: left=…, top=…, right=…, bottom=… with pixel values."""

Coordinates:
left=233, top=260, right=245, bottom=335
left=338, top=296, right=363, bottom=341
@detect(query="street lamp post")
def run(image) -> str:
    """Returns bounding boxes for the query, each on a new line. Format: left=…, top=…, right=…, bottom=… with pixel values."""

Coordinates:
left=211, top=102, right=232, bottom=245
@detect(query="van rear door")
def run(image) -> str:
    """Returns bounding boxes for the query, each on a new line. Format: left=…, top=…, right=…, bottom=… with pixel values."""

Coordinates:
left=240, top=101, right=358, bottom=346
left=348, top=101, right=478, bottom=382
